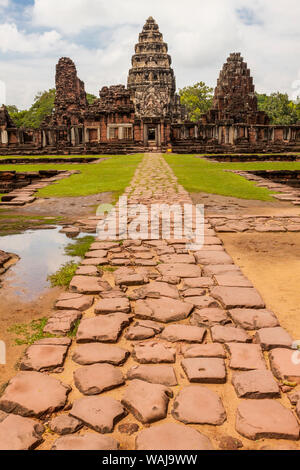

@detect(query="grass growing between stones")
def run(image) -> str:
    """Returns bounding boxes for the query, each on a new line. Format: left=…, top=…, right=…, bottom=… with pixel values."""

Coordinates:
left=164, top=154, right=300, bottom=201
left=48, top=261, right=79, bottom=287
left=0, top=154, right=144, bottom=200
left=64, top=235, right=95, bottom=257
left=8, top=318, right=54, bottom=345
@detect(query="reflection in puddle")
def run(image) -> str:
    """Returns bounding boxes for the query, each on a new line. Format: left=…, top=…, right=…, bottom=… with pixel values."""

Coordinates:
left=0, top=228, right=84, bottom=301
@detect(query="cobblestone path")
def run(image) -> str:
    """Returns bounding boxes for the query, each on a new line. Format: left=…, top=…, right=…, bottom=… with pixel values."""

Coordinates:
left=1, top=153, right=300, bottom=450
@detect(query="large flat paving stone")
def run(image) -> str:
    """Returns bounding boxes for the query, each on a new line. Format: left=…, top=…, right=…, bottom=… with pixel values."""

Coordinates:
left=136, top=423, right=214, bottom=450
left=236, top=400, right=299, bottom=440
left=125, top=325, right=156, bottom=340
left=132, top=341, right=176, bottom=364
left=232, top=370, right=280, bottom=398
left=85, top=249, right=107, bottom=258
left=76, top=313, right=132, bottom=343
left=157, top=263, right=202, bottom=278
left=135, top=298, right=193, bottom=323
left=115, top=272, right=147, bottom=286
left=181, top=343, right=226, bottom=358
left=172, top=386, right=226, bottom=425
left=0, top=414, right=44, bottom=450
left=210, top=286, right=265, bottom=309
left=184, top=295, right=219, bottom=309
left=132, top=281, right=179, bottom=299
left=181, top=357, right=226, bottom=384
left=159, top=254, right=195, bottom=264
left=72, top=343, right=129, bottom=366
left=225, top=343, right=266, bottom=370
left=127, top=364, right=177, bottom=386
left=269, top=348, right=300, bottom=383
left=195, top=251, right=233, bottom=265
left=70, top=276, right=111, bottom=294
left=52, top=433, right=119, bottom=450
left=49, top=414, right=83, bottom=435
left=182, top=277, right=214, bottom=288
left=70, top=396, right=126, bottom=433
left=74, top=363, right=125, bottom=395
left=0, top=371, right=71, bottom=418
left=20, top=341, right=70, bottom=372
left=121, top=379, right=173, bottom=424
left=211, top=325, right=251, bottom=343
left=55, top=293, right=94, bottom=311
left=214, top=273, right=252, bottom=287
left=229, top=308, right=279, bottom=330
left=94, top=297, right=130, bottom=314
left=255, top=327, right=293, bottom=350
left=160, top=324, right=206, bottom=343
left=43, top=310, right=82, bottom=335
left=203, top=265, right=241, bottom=276
left=191, top=308, right=229, bottom=327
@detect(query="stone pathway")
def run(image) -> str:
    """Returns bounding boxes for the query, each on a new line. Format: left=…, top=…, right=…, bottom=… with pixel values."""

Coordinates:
left=1, top=153, right=300, bottom=450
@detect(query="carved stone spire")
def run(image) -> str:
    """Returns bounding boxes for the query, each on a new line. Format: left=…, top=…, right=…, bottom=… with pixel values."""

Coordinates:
left=53, top=57, right=88, bottom=125
left=127, top=17, right=183, bottom=120
left=206, top=52, right=269, bottom=124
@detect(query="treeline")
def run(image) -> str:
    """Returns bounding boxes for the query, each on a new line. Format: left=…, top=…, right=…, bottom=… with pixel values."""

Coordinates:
left=179, top=82, right=300, bottom=124
left=6, top=90, right=97, bottom=129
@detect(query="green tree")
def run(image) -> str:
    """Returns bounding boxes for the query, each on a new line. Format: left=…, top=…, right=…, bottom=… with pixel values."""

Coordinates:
left=179, top=81, right=213, bottom=121
left=256, top=92, right=299, bottom=125
left=86, top=93, right=97, bottom=105
left=7, top=89, right=56, bottom=128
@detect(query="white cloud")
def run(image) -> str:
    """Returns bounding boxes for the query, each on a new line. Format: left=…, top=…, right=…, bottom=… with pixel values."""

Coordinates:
left=0, top=0, right=299, bottom=108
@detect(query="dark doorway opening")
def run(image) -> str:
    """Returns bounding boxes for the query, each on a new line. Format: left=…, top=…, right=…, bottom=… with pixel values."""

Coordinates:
left=148, top=127, right=156, bottom=141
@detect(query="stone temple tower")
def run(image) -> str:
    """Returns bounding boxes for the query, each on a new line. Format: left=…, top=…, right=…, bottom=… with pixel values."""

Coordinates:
left=127, top=17, right=183, bottom=124
left=205, top=52, right=269, bottom=125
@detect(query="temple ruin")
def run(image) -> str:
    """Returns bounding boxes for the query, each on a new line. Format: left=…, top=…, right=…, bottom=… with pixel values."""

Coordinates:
left=0, top=17, right=299, bottom=155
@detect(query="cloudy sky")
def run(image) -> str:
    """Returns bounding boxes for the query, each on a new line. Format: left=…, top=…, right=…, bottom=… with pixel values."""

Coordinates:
left=0, top=0, right=299, bottom=109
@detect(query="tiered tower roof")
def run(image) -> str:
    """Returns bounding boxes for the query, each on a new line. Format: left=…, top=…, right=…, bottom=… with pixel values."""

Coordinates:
left=127, top=17, right=184, bottom=120
left=206, top=52, right=269, bottom=124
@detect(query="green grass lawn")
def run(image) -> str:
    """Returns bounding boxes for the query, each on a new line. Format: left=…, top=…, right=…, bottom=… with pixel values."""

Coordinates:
left=164, top=154, right=300, bottom=201
left=0, top=154, right=143, bottom=200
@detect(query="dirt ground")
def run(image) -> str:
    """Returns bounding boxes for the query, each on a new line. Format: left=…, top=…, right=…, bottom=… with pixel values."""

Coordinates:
left=0, top=286, right=63, bottom=390
left=220, top=232, right=300, bottom=339
left=14, top=192, right=113, bottom=220
left=192, top=191, right=300, bottom=216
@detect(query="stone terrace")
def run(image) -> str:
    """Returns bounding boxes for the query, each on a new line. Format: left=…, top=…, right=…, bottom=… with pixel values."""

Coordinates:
left=1, top=154, right=300, bottom=450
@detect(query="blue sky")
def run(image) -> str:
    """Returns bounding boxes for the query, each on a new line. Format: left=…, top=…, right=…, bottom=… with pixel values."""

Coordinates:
left=0, top=0, right=299, bottom=109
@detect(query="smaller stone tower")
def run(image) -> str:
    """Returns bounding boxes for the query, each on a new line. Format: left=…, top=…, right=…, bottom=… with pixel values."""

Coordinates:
left=53, top=57, right=88, bottom=125
left=204, top=52, right=269, bottom=125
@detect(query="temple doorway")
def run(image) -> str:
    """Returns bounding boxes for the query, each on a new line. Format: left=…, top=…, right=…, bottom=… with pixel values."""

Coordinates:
left=148, top=127, right=156, bottom=142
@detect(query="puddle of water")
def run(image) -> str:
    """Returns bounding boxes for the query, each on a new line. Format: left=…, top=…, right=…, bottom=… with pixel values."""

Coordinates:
left=0, top=227, right=89, bottom=301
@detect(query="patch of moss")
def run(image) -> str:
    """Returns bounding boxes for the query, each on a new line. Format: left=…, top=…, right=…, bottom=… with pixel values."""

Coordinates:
left=8, top=318, right=55, bottom=346
left=64, top=236, right=95, bottom=257
left=48, top=261, right=79, bottom=287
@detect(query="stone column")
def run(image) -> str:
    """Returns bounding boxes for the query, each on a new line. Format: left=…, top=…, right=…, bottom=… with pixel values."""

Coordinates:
left=194, top=125, right=198, bottom=139
left=143, top=123, right=148, bottom=146
left=229, top=126, right=234, bottom=144
left=97, top=127, right=101, bottom=142
left=84, top=127, right=89, bottom=143
left=118, top=126, right=123, bottom=140
left=71, top=127, right=76, bottom=146
left=157, top=124, right=161, bottom=146
left=2, top=130, right=8, bottom=145
left=42, top=130, right=47, bottom=147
